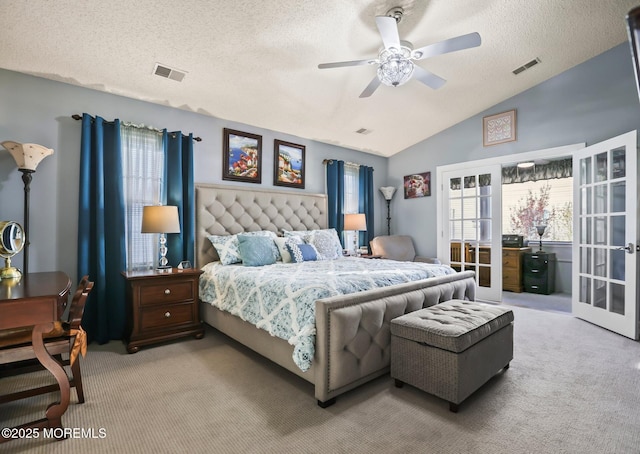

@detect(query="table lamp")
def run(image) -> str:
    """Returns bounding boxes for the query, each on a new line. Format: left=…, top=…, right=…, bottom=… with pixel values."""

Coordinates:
left=536, top=225, right=547, bottom=252
left=344, top=213, right=367, bottom=255
left=142, top=205, right=181, bottom=272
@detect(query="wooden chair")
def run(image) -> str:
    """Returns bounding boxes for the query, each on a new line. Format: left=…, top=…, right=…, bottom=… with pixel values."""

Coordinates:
left=0, top=276, right=94, bottom=404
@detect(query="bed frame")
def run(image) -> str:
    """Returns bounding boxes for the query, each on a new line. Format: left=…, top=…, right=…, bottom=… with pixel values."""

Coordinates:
left=195, top=183, right=476, bottom=407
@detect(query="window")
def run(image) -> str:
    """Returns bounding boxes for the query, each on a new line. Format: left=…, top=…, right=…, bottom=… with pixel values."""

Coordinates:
left=343, top=164, right=359, bottom=252
left=502, top=159, right=573, bottom=242
left=121, top=124, right=165, bottom=270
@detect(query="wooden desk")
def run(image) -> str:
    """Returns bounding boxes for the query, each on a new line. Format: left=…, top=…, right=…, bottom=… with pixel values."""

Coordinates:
left=0, top=271, right=72, bottom=443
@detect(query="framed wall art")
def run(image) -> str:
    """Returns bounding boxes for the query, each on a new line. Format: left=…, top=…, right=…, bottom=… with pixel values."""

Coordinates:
left=483, top=109, right=517, bottom=147
left=404, top=172, right=431, bottom=199
left=274, top=139, right=305, bottom=189
left=223, top=128, right=262, bottom=183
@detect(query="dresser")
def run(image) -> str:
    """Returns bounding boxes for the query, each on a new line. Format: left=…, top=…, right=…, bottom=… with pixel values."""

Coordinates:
left=523, top=252, right=556, bottom=295
left=122, top=268, right=204, bottom=353
left=502, top=247, right=531, bottom=293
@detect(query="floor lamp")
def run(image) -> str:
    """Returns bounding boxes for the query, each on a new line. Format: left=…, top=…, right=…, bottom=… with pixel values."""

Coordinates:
left=1, top=141, right=54, bottom=275
left=379, top=186, right=396, bottom=236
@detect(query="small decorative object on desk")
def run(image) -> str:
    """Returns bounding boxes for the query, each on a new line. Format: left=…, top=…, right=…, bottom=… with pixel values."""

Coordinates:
left=178, top=260, right=192, bottom=270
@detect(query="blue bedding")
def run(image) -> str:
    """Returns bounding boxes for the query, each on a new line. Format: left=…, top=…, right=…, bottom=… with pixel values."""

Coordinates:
left=199, top=257, right=456, bottom=371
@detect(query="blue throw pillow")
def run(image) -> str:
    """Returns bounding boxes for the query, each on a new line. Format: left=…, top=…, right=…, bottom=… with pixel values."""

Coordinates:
left=237, top=235, right=277, bottom=266
left=286, top=242, right=318, bottom=263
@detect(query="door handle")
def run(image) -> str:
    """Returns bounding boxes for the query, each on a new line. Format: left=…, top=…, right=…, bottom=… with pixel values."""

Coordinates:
left=615, top=243, right=636, bottom=254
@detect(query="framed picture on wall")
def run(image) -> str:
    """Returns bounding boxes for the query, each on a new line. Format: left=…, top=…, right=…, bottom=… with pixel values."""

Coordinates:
left=222, top=128, right=262, bottom=183
left=404, top=171, right=431, bottom=199
left=483, top=109, right=517, bottom=147
left=274, top=139, right=305, bottom=189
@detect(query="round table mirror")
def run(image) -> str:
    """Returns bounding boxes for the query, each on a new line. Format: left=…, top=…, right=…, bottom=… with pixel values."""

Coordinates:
left=0, top=221, right=25, bottom=280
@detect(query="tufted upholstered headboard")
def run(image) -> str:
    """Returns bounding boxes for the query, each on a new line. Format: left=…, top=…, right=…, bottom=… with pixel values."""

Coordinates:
left=195, top=183, right=328, bottom=268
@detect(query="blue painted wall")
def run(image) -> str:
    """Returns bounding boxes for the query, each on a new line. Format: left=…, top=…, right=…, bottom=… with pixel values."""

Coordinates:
left=0, top=69, right=388, bottom=281
left=388, top=43, right=640, bottom=263
left=2, top=42, right=638, bottom=291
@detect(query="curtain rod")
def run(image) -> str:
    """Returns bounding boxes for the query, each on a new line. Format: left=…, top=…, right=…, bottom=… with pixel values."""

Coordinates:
left=71, top=114, right=202, bottom=142
left=322, top=159, right=371, bottom=169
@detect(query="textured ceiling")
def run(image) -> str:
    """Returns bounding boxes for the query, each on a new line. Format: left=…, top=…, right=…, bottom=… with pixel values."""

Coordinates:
left=0, top=0, right=637, bottom=157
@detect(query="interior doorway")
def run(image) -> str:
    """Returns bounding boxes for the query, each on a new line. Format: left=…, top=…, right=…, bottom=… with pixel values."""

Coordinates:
left=436, top=142, right=586, bottom=306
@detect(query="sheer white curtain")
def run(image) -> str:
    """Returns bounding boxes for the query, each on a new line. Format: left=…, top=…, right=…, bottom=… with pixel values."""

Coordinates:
left=343, top=163, right=359, bottom=253
left=121, top=123, right=165, bottom=271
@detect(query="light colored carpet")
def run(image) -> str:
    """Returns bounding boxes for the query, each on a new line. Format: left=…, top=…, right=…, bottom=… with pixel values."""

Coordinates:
left=2, top=305, right=639, bottom=454
left=501, top=291, right=571, bottom=314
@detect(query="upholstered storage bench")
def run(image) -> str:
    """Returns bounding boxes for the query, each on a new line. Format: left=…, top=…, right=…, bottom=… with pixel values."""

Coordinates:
left=390, top=300, right=513, bottom=412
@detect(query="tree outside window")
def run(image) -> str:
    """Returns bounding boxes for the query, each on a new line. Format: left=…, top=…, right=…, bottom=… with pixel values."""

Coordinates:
left=505, top=180, right=573, bottom=242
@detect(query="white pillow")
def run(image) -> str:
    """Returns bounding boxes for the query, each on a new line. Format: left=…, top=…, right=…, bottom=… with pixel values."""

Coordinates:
left=274, top=236, right=302, bottom=263
left=305, top=229, right=343, bottom=260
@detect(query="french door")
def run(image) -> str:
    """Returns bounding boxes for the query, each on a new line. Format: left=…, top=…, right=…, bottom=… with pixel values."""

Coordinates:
left=572, top=131, right=639, bottom=340
left=442, top=165, right=502, bottom=302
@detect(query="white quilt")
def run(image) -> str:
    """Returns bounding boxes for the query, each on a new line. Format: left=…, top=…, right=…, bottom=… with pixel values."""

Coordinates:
left=199, top=257, right=456, bottom=371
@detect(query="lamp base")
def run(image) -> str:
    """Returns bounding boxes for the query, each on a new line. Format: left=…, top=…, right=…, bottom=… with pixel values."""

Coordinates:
left=156, top=266, right=173, bottom=273
left=0, top=257, right=22, bottom=281
left=0, top=267, right=22, bottom=281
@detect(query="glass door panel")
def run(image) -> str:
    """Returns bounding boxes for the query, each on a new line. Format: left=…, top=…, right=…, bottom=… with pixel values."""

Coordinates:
left=572, top=131, right=638, bottom=340
left=444, top=166, right=501, bottom=301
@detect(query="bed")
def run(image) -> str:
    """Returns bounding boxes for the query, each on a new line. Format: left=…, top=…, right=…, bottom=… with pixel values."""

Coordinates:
left=195, top=183, right=476, bottom=407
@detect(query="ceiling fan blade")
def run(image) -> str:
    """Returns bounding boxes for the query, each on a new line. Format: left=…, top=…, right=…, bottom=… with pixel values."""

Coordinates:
left=413, top=32, right=481, bottom=60
left=318, top=58, right=373, bottom=69
left=375, top=16, right=401, bottom=50
left=413, top=65, right=447, bottom=90
left=359, top=76, right=381, bottom=98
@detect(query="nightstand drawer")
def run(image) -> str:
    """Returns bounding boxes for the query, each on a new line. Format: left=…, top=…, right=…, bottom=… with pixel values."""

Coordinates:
left=141, top=303, right=194, bottom=331
left=139, top=280, right=194, bottom=306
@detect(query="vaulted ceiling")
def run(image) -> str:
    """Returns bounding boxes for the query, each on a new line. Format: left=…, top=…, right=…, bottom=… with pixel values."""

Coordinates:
left=1, top=0, right=637, bottom=156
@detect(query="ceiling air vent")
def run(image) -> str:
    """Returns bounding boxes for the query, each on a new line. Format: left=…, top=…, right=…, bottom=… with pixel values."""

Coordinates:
left=153, top=63, right=187, bottom=82
left=355, top=128, right=372, bottom=135
left=512, top=58, right=541, bottom=75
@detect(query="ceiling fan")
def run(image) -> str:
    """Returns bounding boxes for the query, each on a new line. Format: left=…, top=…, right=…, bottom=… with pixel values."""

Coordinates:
left=318, top=7, right=481, bottom=98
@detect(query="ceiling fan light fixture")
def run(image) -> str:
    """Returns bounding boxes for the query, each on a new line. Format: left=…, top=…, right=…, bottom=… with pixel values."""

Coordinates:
left=377, top=47, right=414, bottom=87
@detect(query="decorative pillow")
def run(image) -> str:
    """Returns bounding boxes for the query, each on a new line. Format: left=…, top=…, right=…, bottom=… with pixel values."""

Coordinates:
left=305, top=229, right=343, bottom=260
left=207, top=234, right=241, bottom=265
left=274, top=237, right=302, bottom=263
left=208, top=231, right=279, bottom=265
left=242, top=230, right=280, bottom=261
left=237, top=235, right=277, bottom=266
left=285, top=242, right=318, bottom=263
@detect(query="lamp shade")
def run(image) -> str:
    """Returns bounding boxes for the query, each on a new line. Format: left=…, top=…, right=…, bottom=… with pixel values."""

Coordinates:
left=141, top=206, right=180, bottom=233
left=1, top=141, right=54, bottom=171
left=379, top=186, right=396, bottom=200
left=344, top=213, right=367, bottom=231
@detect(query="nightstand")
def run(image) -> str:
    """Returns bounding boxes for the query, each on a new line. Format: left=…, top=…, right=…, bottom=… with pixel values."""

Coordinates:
left=360, top=254, right=382, bottom=259
left=122, top=268, right=204, bottom=353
